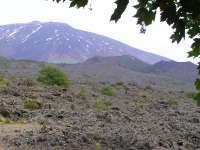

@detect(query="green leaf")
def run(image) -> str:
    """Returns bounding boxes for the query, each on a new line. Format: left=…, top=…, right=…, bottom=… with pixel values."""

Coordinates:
left=110, top=0, right=129, bottom=22
left=188, top=38, right=200, bottom=58
left=69, top=0, right=88, bottom=8
left=187, top=24, right=200, bottom=38
left=134, top=6, right=156, bottom=26
left=52, top=0, right=66, bottom=3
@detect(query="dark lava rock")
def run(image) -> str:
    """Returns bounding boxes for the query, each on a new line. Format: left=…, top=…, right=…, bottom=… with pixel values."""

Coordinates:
left=0, top=107, right=10, bottom=118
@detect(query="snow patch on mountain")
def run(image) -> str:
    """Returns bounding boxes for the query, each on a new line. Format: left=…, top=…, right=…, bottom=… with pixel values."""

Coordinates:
left=46, top=38, right=53, bottom=41
left=0, top=21, right=171, bottom=64
left=8, top=26, right=24, bottom=38
left=22, top=24, right=42, bottom=43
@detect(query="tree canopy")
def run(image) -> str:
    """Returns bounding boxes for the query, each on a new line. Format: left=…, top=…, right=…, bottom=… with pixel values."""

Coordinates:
left=52, top=0, right=200, bottom=99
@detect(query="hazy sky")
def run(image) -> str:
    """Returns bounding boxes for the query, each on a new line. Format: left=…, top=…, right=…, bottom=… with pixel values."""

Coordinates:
left=0, top=0, right=196, bottom=62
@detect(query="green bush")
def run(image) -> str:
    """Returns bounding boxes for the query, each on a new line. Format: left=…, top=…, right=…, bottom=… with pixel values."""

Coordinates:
left=0, top=117, right=13, bottom=124
left=115, top=81, right=124, bottom=86
left=168, top=98, right=179, bottom=107
left=69, top=102, right=76, bottom=110
left=37, top=65, right=69, bottom=88
left=0, top=117, right=27, bottom=125
left=194, top=93, right=200, bottom=106
left=186, top=92, right=198, bottom=99
left=197, top=99, right=200, bottom=107
left=95, top=141, right=102, bottom=150
left=19, top=77, right=37, bottom=87
left=24, top=99, right=41, bottom=111
left=0, top=76, right=9, bottom=88
left=185, top=92, right=200, bottom=106
left=101, top=85, right=114, bottom=96
left=94, top=99, right=112, bottom=112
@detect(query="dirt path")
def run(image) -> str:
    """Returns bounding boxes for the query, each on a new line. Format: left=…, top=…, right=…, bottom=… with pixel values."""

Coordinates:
left=0, top=123, right=41, bottom=149
left=0, top=123, right=41, bottom=137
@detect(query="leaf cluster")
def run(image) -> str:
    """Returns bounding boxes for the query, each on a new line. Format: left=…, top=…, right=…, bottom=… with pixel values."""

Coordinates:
left=52, top=0, right=88, bottom=8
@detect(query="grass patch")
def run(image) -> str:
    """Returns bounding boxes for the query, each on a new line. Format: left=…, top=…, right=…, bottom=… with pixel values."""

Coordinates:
left=185, top=92, right=198, bottom=99
left=169, top=80, right=184, bottom=85
left=193, top=93, right=200, bottom=106
left=20, top=77, right=37, bottom=87
left=94, top=99, right=112, bottom=112
left=101, top=85, right=114, bottom=96
left=0, top=76, right=9, bottom=88
left=76, top=88, right=87, bottom=99
left=168, top=98, right=179, bottom=107
left=0, top=117, right=27, bottom=125
left=185, top=92, right=200, bottom=106
left=69, top=102, right=76, bottom=110
left=0, top=117, right=13, bottom=124
left=197, top=99, right=200, bottom=107
left=24, top=99, right=41, bottom=111
left=132, top=95, right=149, bottom=109
left=64, top=121, right=72, bottom=128
left=115, top=81, right=124, bottom=86
left=15, top=118, right=27, bottom=124
left=95, top=141, right=102, bottom=150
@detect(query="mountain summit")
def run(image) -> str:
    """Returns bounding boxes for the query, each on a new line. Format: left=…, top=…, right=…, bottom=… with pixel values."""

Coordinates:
left=0, top=21, right=170, bottom=64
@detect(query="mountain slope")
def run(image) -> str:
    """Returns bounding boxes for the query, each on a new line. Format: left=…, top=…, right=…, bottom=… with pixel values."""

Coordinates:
left=60, top=56, right=196, bottom=91
left=0, top=55, right=196, bottom=91
left=83, top=55, right=150, bottom=72
left=145, top=61, right=198, bottom=83
left=0, top=21, right=170, bottom=64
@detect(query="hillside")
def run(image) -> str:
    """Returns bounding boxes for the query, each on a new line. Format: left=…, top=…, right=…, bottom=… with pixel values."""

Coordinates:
left=61, top=56, right=197, bottom=91
left=0, top=56, right=197, bottom=91
left=0, top=21, right=170, bottom=64
left=145, top=61, right=198, bottom=83
left=0, top=76, right=199, bottom=149
left=0, top=56, right=199, bottom=149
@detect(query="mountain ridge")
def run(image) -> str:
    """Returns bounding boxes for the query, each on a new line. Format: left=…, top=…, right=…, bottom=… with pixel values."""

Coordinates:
left=0, top=55, right=195, bottom=91
left=0, top=21, right=171, bottom=64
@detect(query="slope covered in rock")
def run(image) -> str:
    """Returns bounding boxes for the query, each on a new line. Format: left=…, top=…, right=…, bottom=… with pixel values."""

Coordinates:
left=0, top=76, right=199, bottom=149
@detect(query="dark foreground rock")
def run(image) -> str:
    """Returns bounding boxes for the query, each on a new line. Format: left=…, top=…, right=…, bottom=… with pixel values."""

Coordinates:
left=0, top=77, right=199, bottom=150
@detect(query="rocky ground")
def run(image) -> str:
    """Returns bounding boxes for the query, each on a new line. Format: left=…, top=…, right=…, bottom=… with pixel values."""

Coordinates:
left=0, top=77, right=200, bottom=150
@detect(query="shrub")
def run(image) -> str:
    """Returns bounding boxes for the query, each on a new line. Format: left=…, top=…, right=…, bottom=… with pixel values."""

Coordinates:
left=168, top=98, right=179, bottom=107
left=194, top=93, right=200, bottom=106
left=95, top=141, right=102, bottom=150
left=115, top=81, right=124, bottom=86
left=24, top=99, right=41, bottom=110
left=94, top=99, right=112, bottom=112
left=132, top=96, right=149, bottom=109
left=69, top=102, right=76, bottom=110
left=0, top=117, right=27, bottom=124
left=19, top=77, right=37, bottom=87
left=0, top=76, right=9, bottom=88
left=197, top=99, right=200, bottom=107
left=185, top=92, right=200, bottom=106
left=101, top=85, right=114, bottom=96
left=77, top=88, right=86, bottom=99
left=37, top=65, right=69, bottom=88
left=0, top=117, right=13, bottom=124
left=185, top=92, right=198, bottom=99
